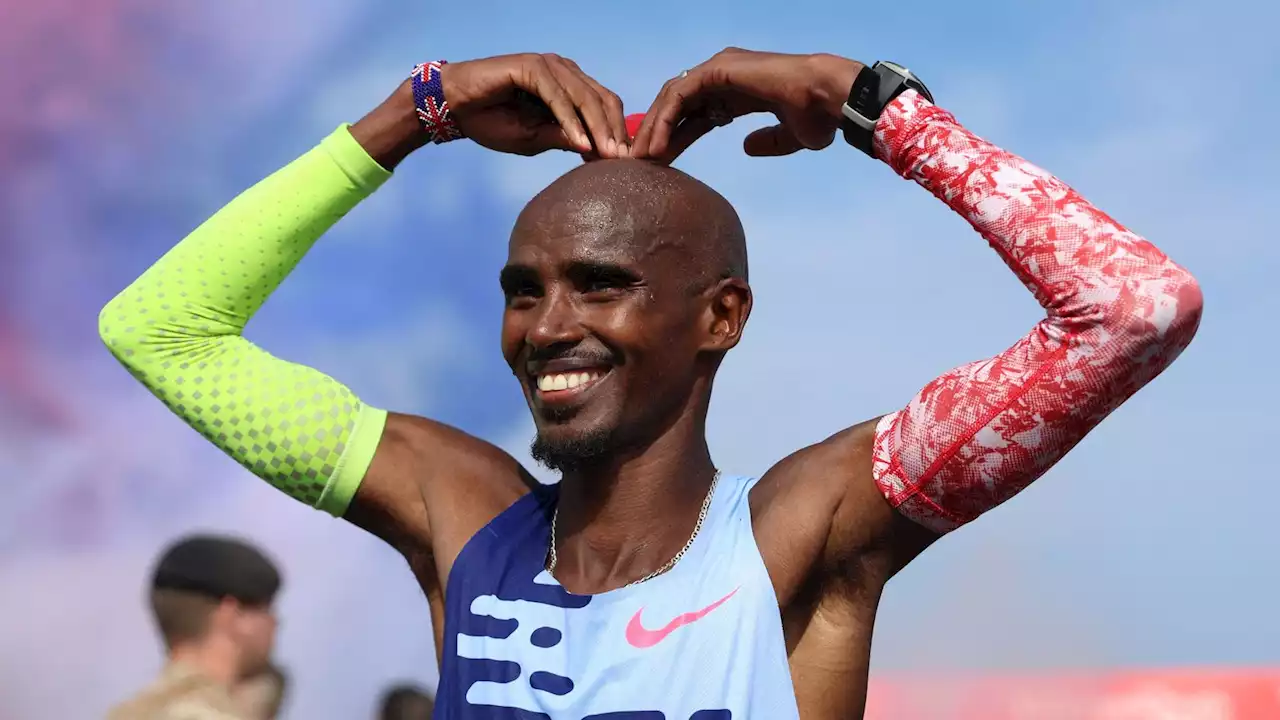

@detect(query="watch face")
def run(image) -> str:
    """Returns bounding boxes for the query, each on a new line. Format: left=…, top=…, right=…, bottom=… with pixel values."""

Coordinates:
left=876, top=60, right=931, bottom=102
left=878, top=60, right=911, bottom=78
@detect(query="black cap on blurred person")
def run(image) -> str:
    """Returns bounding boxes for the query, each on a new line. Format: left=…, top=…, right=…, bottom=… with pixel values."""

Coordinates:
left=379, top=683, right=435, bottom=720
left=151, top=534, right=282, bottom=605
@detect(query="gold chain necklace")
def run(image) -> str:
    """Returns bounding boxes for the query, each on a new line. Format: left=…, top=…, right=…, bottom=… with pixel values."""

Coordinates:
left=546, top=471, right=722, bottom=589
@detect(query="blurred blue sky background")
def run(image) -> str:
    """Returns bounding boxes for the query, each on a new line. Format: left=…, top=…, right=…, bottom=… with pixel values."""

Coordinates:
left=1, top=0, right=1277, bottom=717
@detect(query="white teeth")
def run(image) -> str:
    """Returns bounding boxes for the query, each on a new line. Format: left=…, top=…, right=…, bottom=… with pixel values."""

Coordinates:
left=536, top=370, right=605, bottom=393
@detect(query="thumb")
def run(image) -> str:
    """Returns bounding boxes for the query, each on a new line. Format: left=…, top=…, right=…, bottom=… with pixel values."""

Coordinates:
left=527, top=123, right=582, bottom=154
left=743, top=124, right=804, bottom=157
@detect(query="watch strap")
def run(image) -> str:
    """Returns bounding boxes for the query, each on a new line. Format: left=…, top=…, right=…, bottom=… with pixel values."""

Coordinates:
left=842, top=61, right=930, bottom=156
left=841, top=65, right=881, bottom=154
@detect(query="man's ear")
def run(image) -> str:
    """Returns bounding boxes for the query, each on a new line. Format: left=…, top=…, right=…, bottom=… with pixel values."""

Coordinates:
left=205, top=596, right=241, bottom=635
left=701, top=278, right=752, bottom=352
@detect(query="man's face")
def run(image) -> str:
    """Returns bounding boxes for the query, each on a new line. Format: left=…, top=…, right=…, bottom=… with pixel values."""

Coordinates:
left=230, top=602, right=277, bottom=677
left=500, top=197, right=711, bottom=471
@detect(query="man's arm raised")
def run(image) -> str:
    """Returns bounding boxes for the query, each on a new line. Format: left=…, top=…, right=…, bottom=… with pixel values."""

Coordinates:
left=863, top=90, right=1203, bottom=545
left=633, top=50, right=1203, bottom=572
left=99, top=54, right=631, bottom=553
left=98, top=120, right=399, bottom=520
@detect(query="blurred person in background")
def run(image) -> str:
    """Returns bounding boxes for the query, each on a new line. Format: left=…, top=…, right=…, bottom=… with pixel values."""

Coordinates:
left=100, top=47, right=1201, bottom=718
left=108, top=535, right=282, bottom=719
left=378, top=683, right=435, bottom=720
left=232, top=663, right=289, bottom=719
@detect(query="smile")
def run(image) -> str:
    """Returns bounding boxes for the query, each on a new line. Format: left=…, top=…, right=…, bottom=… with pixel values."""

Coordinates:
left=534, top=368, right=608, bottom=398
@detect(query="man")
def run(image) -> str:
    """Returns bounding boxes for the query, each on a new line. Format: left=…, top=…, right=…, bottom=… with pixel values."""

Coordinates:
left=109, top=535, right=282, bottom=719
left=100, top=49, right=1202, bottom=718
left=378, top=684, right=436, bottom=720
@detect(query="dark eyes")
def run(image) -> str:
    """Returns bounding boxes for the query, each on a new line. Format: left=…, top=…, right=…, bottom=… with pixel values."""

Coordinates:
left=503, top=282, right=624, bottom=306
left=582, top=275, right=628, bottom=295
left=504, top=283, right=539, bottom=309
left=577, top=264, right=640, bottom=295
left=501, top=265, right=640, bottom=308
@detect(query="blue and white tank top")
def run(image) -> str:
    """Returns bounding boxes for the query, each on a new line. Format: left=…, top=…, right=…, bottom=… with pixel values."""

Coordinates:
left=433, top=474, right=800, bottom=719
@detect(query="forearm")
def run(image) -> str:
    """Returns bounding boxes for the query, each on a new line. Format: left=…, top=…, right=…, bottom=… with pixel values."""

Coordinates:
left=350, top=79, right=430, bottom=171
left=870, top=91, right=1203, bottom=533
left=99, top=124, right=394, bottom=515
left=875, top=90, right=1199, bottom=329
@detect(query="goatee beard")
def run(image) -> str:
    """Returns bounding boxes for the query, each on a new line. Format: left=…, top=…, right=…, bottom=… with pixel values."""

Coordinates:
left=530, top=427, right=614, bottom=473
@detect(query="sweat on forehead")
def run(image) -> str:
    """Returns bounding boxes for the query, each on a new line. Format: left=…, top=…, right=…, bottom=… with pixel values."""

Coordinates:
left=511, top=159, right=748, bottom=280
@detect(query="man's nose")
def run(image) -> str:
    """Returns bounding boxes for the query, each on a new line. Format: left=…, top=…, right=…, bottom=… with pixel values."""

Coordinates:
left=527, top=287, right=583, bottom=349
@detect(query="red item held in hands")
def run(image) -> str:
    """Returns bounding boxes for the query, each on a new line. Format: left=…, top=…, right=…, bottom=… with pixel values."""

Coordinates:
left=625, top=113, right=645, bottom=139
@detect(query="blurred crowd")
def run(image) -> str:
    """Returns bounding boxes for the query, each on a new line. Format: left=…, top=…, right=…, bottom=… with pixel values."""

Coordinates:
left=106, top=534, right=435, bottom=720
left=95, top=530, right=1280, bottom=719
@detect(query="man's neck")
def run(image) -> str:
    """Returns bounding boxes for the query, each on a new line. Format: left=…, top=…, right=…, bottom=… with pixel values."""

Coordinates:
left=553, top=409, right=718, bottom=594
left=168, top=639, right=241, bottom=689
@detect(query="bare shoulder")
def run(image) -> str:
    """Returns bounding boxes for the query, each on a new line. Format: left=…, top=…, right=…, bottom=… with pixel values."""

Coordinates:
left=345, top=412, right=538, bottom=570
left=750, top=417, right=934, bottom=605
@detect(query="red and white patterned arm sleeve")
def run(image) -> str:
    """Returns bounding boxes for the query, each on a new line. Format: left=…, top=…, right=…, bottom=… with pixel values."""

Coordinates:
left=869, top=90, right=1203, bottom=535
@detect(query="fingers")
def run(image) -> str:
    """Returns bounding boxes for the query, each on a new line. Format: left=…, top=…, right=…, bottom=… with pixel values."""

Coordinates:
left=631, top=50, right=763, bottom=162
left=631, top=69, right=703, bottom=162
left=542, top=55, right=619, bottom=158
left=515, top=54, right=629, bottom=158
left=633, top=49, right=839, bottom=162
left=562, top=58, right=629, bottom=157
left=516, top=56, right=592, bottom=152
left=657, top=116, right=719, bottom=165
left=523, top=124, right=592, bottom=156
left=743, top=124, right=805, bottom=157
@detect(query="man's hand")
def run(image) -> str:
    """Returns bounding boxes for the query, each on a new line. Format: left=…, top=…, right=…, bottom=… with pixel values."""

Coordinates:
left=630, top=49, right=863, bottom=164
left=444, top=53, right=629, bottom=158
left=352, top=53, right=628, bottom=169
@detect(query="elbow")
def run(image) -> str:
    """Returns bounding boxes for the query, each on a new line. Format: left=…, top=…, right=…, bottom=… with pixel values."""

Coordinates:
left=98, top=295, right=132, bottom=363
left=1112, top=263, right=1203, bottom=361
left=1170, top=268, right=1204, bottom=348
left=98, top=291, right=154, bottom=368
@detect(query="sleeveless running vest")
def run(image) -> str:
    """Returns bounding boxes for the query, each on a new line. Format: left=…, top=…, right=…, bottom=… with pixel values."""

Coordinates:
left=433, top=474, right=800, bottom=719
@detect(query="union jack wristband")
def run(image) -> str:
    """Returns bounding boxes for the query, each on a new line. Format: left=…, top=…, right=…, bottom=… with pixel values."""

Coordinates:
left=411, top=61, right=463, bottom=144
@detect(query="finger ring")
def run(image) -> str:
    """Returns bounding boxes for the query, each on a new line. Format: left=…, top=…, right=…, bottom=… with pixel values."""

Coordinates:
left=679, top=69, right=690, bottom=79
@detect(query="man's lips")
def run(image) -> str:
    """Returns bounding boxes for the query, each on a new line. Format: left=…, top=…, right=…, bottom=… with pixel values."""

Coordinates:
left=526, top=356, right=609, bottom=376
left=525, top=353, right=617, bottom=406
left=531, top=366, right=611, bottom=405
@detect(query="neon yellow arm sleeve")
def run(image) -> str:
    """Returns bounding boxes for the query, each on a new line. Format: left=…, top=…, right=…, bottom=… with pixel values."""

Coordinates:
left=99, top=125, right=392, bottom=517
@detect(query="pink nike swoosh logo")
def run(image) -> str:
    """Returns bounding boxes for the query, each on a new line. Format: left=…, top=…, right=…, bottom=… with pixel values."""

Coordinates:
left=625, top=587, right=740, bottom=649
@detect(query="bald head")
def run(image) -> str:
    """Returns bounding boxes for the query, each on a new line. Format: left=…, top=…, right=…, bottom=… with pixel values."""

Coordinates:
left=502, top=160, right=755, bottom=474
left=514, top=159, right=747, bottom=286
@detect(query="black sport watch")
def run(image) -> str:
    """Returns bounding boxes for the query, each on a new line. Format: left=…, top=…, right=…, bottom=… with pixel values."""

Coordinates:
left=840, top=61, right=933, bottom=156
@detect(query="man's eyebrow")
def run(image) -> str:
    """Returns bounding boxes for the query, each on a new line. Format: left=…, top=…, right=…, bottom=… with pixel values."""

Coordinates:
left=499, top=264, right=538, bottom=291
left=564, top=260, right=643, bottom=283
